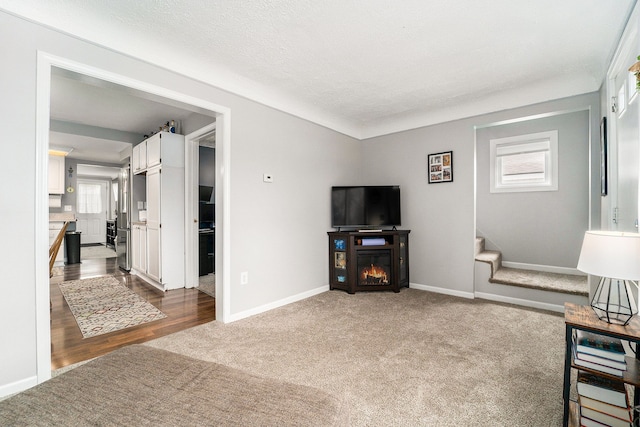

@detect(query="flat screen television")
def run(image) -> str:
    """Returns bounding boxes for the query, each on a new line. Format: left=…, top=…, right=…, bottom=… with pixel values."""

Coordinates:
left=331, top=186, right=401, bottom=229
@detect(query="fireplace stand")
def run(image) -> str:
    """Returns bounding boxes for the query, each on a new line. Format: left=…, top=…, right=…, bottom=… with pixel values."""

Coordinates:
left=328, top=230, right=410, bottom=293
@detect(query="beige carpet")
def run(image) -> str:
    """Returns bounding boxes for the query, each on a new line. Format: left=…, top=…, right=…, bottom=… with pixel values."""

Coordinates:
left=144, top=288, right=565, bottom=426
left=491, top=267, right=588, bottom=296
left=0, top=345, right=349, bottom=426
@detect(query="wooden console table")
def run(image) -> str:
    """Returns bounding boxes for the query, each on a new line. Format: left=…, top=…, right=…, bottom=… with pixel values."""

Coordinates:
left=563, top=302, right=640, bottom=426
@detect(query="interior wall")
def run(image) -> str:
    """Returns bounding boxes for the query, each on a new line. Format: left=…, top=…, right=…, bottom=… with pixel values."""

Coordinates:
left=360, top=92, right=600, bottom=294
left=476, top=109, right=590, bottom=268
left=0, top=10, right=360, bottom=396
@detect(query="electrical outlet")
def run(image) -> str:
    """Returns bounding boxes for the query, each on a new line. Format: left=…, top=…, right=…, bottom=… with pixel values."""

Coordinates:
left=240, top=272, right=249, bottom=285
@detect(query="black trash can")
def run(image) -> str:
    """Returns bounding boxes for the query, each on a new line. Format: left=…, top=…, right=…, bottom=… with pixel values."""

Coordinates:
left=65, top=231, right=81, bottom=265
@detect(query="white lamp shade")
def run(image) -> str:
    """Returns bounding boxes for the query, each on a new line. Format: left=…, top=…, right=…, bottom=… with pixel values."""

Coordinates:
left=577, top=231, right=640, bottom=280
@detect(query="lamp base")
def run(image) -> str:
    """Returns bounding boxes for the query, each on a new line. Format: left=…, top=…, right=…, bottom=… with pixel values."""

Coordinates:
left=590, top=278, right=638, bottom=326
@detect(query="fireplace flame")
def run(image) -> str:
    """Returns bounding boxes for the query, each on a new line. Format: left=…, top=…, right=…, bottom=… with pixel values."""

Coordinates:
left=360, top=264, right=389, bottom=285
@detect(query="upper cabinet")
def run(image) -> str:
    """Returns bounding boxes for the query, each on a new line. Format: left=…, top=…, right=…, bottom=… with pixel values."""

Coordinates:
left=48, top=154, right=65, bottom=194
left=132, top=140, right=147, bottom=174
left=132, top=132, right=181, bottom=175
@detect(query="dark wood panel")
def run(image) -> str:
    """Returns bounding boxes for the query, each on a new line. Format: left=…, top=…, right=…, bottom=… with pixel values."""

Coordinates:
left=50, top=258, right=215, bottom=370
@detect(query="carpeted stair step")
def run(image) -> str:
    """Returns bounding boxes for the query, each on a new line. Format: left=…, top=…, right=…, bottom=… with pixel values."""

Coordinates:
left=475, top=250, right=502, bottom=276
left=490, top=267, right=588, bottom=297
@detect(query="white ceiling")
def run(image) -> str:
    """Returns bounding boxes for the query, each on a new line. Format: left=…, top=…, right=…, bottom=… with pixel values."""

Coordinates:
left=0, top=0, right=636, bottom=140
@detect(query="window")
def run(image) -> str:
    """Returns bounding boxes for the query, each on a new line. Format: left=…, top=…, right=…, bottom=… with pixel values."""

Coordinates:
left=77, top=182, right=103, bottom=214
left=490, top=130, right=558, bottom=193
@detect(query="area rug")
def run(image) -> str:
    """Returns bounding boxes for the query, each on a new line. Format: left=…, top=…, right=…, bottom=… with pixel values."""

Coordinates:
left=58, top=276, right=166, bottom=338
left=80, top=244, right=117, bottom=260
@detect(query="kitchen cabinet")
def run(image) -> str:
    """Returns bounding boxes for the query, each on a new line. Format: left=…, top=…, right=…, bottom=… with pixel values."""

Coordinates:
left=130, top=131, right=185, bottom=290
left=146, top=133, right=162, bottom=169
left=132, top=132, right=173, bottom=175
left=48, top=155, right=65, bottom=194
left=132, top=141, right=147, bottom=174
left=131, top=223, right=147, bottom=273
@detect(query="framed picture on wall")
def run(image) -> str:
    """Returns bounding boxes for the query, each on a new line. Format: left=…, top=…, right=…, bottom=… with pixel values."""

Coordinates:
left=428, top=151, right=453, bottom=184
left=600, top=117, right=607, bottom=196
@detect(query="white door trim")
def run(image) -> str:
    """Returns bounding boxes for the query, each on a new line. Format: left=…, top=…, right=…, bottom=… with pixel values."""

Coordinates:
left=184, top=123, right=217, bottom=291
left=35, top=51, right=232, bottom=386
left=605, top=4, right=639, bottom=230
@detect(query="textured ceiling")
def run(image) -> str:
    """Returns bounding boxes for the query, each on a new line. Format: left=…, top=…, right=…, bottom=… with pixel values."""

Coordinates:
left=0, top=0, right=636, bottom=138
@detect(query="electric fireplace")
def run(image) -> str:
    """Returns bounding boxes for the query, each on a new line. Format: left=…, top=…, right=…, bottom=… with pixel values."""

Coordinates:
left=357, top=250, right=392, bottom=286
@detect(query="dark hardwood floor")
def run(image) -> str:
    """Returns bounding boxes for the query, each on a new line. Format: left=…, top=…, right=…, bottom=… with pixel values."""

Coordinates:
left=49, top=257, right=215, bottom=370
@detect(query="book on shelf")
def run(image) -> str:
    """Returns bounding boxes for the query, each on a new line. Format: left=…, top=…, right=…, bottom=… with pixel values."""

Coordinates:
left=580, top=406, right=632, bottom=427
left=575, top=348, right=627, bottom=371
left=573, top=347, right=625, bottom=376
left=576, top=330, right=626, bottom=362
left=576, top=371, right=628, bottom=408
left=579, top=395, right=632, bottom=422
left=580, top=415, right=615, bottom=427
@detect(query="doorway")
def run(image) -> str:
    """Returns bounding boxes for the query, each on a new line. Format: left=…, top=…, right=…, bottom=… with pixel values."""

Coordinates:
left=184, top=123, right=219, bottom=299
left=76, top=179, right=108, bottom=245
left=36, top=52, right=232, bottom=385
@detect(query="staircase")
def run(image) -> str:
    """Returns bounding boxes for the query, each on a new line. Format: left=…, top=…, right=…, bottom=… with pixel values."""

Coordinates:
left=474, top=237, right=589, bottom=312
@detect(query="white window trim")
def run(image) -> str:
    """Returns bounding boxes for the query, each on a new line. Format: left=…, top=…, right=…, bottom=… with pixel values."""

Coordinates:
left=490, top=130, right=559, bottom=193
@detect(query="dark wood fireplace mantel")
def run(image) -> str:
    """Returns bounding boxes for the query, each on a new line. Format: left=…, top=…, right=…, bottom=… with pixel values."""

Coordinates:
left=328, top=230, right=410, bottom=293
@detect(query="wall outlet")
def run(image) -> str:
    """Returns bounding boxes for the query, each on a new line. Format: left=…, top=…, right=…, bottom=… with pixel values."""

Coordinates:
left=263, top=173, right=273, bottom=183
left=64, top=205, right=72, bottom=212
left=240, top=272, right=249, bottom=285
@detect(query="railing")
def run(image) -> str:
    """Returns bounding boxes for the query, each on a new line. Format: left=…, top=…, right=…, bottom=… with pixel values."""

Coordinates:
left=49, top=221, right=69, bottom=277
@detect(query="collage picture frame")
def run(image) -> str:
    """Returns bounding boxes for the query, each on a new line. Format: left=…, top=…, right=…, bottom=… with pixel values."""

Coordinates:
left=428, top=151, right=453, bottom=184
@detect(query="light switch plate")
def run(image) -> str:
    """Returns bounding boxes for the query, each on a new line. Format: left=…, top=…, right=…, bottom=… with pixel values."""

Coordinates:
left=64, top=205, right=72, bottom=212
left=263, top=173, right=273, bottom=183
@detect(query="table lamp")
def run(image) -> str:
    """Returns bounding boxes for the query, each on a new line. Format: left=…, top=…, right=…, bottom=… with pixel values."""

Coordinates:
left=577, top=230, right=640, bottom=326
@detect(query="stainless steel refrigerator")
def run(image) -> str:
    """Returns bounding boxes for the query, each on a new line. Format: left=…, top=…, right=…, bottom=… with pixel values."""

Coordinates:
left=116, top=161, right=132, bottom=271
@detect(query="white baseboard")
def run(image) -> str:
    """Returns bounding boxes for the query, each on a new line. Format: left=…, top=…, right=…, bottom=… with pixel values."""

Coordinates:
left=501, top=261, right=584, bottom=276
left=227, top=285, right=330, bottom=323
left=0, top=375, right=37, bottom=399
left=409, top=283, right=475, bottom=299
left=474, top=291, right=565, bottom=313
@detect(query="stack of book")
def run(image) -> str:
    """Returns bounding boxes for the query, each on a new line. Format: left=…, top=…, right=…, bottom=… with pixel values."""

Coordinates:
left=573, top=330, right=627, bottom=377
left=574, top=331, right=632, bottom=427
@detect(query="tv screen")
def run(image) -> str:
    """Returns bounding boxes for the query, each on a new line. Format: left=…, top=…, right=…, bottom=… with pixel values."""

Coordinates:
left=331, top=186, right=401, bottom=229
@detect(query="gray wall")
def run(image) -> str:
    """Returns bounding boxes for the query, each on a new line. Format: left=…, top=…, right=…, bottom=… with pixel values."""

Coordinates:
left=476, top=109, right=590, bottom=268
left=360, top=93, right=600, bottom=293
left=0, top=10, right=359, bottom=394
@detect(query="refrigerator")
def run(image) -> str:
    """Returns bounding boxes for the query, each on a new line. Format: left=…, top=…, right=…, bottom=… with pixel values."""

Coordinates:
left=116, top=161, right=132, bottom=271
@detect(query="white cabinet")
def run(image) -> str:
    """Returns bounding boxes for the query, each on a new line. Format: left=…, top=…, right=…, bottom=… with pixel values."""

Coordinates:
left=146, top=167, right=161, bottom=282
left=132, top=132, right=173, bottom=175
left=130, top=131, right=185, bottom=290
left=132, top=141, right=147, bottom=174
left=48, top=155, right=65, bottom=194
left=146, top=133, right=162, bottom=169
left=132, top=223, right=147, bottom=273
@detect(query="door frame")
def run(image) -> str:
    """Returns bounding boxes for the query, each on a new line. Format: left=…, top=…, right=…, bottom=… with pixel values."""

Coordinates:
left=35, top=51, right=232, bottom=386
left=185, top=123, right=217, bottom=290
left=605, top=4, right=640, bottom=230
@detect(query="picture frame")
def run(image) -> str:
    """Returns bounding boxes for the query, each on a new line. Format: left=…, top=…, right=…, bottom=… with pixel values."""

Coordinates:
left=600, top=117, right=607, bottom=196
left=428, top=151, right=453, bottom=184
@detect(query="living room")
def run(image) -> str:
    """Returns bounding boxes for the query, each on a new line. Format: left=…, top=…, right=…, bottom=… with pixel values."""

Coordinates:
left=1, top=1, right=639, bottom=424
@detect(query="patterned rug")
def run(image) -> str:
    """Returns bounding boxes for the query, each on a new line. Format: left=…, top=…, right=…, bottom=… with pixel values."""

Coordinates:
left=58, top=276, right=167, bottom=338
